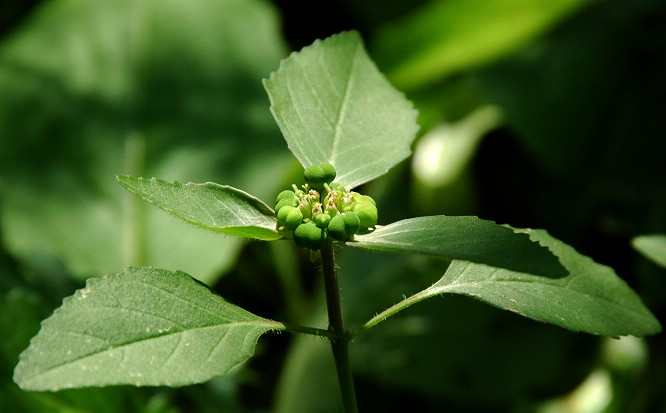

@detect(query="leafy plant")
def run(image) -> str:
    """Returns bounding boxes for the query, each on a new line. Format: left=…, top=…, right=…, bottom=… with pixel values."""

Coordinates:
left=12, top=31, right=661, bottom=412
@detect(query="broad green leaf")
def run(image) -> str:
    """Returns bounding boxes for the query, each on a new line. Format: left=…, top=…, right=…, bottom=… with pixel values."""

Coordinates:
left=14, top=266, right=283, bottom=391
left=0, top=0, right=288, bottom=283
left=118, top=176, right=281, bottom=241
left=263, top=31, right=419, bottom=189
left=375, top=0, right=593, bottom=90
left=273, top=250, right=596, bottom=412
left=362, top=229, right=661, bottom=338
left=342, top=252, right=597, bottom=405
left=632, top=234, right=666, bottom=268
left=349, top=216, right=567, bottom=277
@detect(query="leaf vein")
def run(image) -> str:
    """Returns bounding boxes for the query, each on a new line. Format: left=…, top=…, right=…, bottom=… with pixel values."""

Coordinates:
left=330, top=42, right=360, bottom=164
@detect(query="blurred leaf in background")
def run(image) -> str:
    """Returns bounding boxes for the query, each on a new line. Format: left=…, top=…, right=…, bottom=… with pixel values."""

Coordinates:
left=0, top=0, right=290, bottom=285
left=372, top=0, right=595, bottom=91
left=633, top=234, right=666, bottom=269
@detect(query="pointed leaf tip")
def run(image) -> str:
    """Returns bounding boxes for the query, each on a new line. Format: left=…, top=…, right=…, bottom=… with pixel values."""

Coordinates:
left=264, top=31, right=419, bottom=189
left=429, top=229, right=662, bottom=337
left=117, top=176, right=282, bottom=241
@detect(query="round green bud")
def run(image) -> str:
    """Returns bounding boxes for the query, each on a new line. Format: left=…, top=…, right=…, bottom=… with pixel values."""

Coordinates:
left=351, top=192, right=376, bottom=206
left=293, top=222, right=328, bottom=250
left=276, top=190, right=296, bottom=203
left=304, top=162, right=337, bottom=191
left=360, top=195, right=376, bottom=206
left=314, top=213, right=331, bottom=229
left=343, top=211, right=361, bottom=235
left=327, top=211, right=361, bottom=242
left=275, top=197, right=298, bottom=214
left=319, top=162, right=336, bottom=180
left=327, top=215, right=346, bottom=241
left=277, top=205, right=304, bottom=230
left=353, top=201, right=378, bottom=229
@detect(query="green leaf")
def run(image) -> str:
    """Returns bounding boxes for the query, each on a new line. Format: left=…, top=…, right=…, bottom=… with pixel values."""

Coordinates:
left=375, top=0, right=593, bottom=90
left=632, top=234, right=666, bottom=268
left=349, top=216, right=567, bottom=277
left=362, top=229, right=661, bottom=338
left=14, top=266, right=283, bottom=390
left=263, top=31, right=419, bottom=189
left=339, top=251, right=597, bottom=405
left=118, top=176, right=281, bottom=241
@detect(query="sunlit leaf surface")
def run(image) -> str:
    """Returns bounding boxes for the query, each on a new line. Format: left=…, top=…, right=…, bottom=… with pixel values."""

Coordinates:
left=14, top=267, right=282, bottom=390
left=264, top=31, right=419, bottom=189
left=365, top=229, right=661, bottom=338
left=118, top=176, right=281, bottom=241
left=350, top=216, right=567, bottom=277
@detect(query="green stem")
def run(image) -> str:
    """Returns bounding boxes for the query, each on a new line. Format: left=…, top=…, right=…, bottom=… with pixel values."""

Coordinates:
left=351, top=289, right=433, bottom=338
left=320, top=242, right=358, bottom=413
left=280, top=323, right=336, bottom=340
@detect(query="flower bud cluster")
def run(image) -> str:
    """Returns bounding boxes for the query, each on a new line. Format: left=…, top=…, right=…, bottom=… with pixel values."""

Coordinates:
left=275, top=163, right=378, bottom=250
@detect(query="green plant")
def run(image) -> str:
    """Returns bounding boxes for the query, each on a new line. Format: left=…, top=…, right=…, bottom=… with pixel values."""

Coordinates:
left=12, top=31, right=661, bottom=412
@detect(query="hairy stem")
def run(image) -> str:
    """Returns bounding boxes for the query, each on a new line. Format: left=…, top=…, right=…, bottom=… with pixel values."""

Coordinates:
left=352, top=289, right=433, bottom=337
left=280, top=323, right=336, bottom=340
left=320, top=242, right=358, bottom=413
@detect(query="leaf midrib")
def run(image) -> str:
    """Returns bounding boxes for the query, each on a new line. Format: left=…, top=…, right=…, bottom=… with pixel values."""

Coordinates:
left=22, top=320, right=281, bottom=382
left=330, top=40, right=360, bottom=165
left=430, top=277, right=648, bottom=317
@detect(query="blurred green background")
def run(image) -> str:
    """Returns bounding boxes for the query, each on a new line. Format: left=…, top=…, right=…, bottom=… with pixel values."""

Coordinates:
left=1, top=0, right=664, bottom=412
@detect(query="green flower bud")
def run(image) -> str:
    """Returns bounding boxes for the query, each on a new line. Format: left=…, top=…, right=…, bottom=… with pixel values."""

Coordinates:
left=275, top=196, right=298, bottom=214
left=353, top=201, right=378, bottom=229
left=304, top=162, right=336, bottom=191
left=277, top=205, right=303, bottom=230
left=293, top=222, right=328, bottom=250
left=319, top=162, right=336, bottom=180
left=361, top=195, right=377, bottom=206
left=314, top=213, right=332, bottom=229
left=276, top=189, right=296, bottom=203
left=327, top=211, right=361, bottom=242
left=344, top=211, right=361, bottom=235
left=351, top=192, right=376, bottom=206
left=326, top=215, right=346, bottom=241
